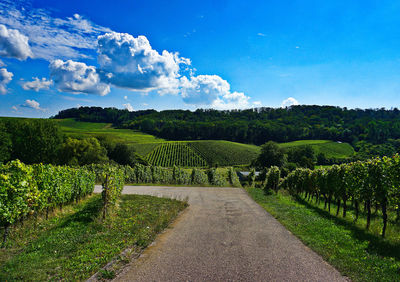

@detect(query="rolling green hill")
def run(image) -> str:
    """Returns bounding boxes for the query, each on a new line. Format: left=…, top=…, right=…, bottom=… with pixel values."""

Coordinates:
left=131, top=140, right=261, bottom=167
left=55, top=118, right=165, bottom=144
left=187, top=141, right=260, bottom=166
left=55, top=119, right=261, bottom=166
left=27, top=119, right=355, bottom=167
left=279, top=140, right=355, bottom=159
left=146, top=142, right=207, bottom=167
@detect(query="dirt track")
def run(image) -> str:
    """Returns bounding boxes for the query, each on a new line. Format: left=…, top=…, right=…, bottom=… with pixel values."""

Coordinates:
left=94, top=185, right=346, bottom=281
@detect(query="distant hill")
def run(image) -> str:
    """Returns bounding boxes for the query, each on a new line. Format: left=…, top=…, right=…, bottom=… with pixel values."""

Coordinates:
left=55, top=118, right=165, bottom=144
left=278, top=140, right=355, bottom=159
left=56, top=118, right=261, bottom=166
left=133, top=141, right=261, bottom=167
left=56, top=119, right=355, bottom=167
left=53, top=105, right=400, bottom=146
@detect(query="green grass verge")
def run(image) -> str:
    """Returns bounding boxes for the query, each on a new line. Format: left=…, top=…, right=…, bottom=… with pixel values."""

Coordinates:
left=247, top=188, right=400, bottom=282
left=55, top=118, right=165, bottom=144
left=279, top=140, right=355, bottom=159
left=0, top=194, right=187, bottom=281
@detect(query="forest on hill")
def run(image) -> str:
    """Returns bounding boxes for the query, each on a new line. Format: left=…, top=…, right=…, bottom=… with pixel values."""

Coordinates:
left=54, top=105, right=400, bottom=158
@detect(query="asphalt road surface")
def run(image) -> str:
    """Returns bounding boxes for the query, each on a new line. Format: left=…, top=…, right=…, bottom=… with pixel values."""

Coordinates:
left=94, top=185, right=346, bottom=281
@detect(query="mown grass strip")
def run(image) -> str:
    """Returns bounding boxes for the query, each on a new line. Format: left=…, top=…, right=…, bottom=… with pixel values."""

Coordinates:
left=0, top=194, right=187, bottom=281
left=247, top=188, right=400, bottom=282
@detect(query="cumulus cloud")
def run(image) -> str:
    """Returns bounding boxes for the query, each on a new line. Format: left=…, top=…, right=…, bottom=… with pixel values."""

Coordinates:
left=123, top=103, right=134, bottom=112
left=281, top=97, right=299, bottom=107
left=0, top=67, right=13, bottom=94
left=0, top=24, right=32, bottom=60
left=50, top=59, right=110, bottom=95
left=0, top=0, right=111, bottom=60
left=11, top=105, right=18, bottom=111
left=123, top=95, right=128, bottom=100
left=97, top=32, right=190, bottom=92
left=180, top=75, right=250, bottom=109
left=253, top=101, right=262, bottom=106
left=22, top=77, right=53, bottom=92
left=21, top=99, right=44, bottom=111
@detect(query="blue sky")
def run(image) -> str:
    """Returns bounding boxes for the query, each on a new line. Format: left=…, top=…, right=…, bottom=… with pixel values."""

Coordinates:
left=1, top=0, right=400, bottom=117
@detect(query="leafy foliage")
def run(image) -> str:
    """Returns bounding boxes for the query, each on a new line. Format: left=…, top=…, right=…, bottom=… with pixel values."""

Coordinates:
left=255, top=141, right=286, bottom=168
left=228, top=167, right=241, bottom=187
left=59, top=137, right=108, bottom=165
left=248, top=188, right=400, bottom=282
left=85, top=163, right=240, bottom=187
left=279, top=155, right=400, bottom=237
left=0, top=122, right=11, bottom=164
left=2, top=119, right=62, bottom=164
left=53, top=106, right=400, bottom=147
left=264, top=166, right=280, bottom=192
left=99, top=166, right=125, bottom=219
left=191, top=168, right=209, bottom=185
left=0, top=160, right=95, bottom=245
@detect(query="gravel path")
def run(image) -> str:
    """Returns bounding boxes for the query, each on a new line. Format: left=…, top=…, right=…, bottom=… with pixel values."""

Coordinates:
left=94, top=185, right=346, bottom=281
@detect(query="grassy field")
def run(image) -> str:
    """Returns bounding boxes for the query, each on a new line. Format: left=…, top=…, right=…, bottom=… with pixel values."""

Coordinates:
left=55, top=118, right=165, bottom=144
left=279, top=140, right=355, bottom=159
left=247, top=188, right=400, bottom=281
left=0, top=194, right=186, bottom=281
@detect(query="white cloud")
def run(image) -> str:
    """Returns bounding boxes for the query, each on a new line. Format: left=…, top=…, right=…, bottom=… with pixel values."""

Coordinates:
left=123, top=95, right=128, bottom=100
left=281, top=97, right=299, bottom=107
left=0, top=24, right=33, bottom=60
left=0, top=0, right=111, bottom=60
left=123, top=103, right=134, bottom=112
left=0, top=67, right=13, bottom=94
left=11, top=105, right=17, bottom=111
left=257, top=32, right=266, bottom=37
left=0, top=59, right=4, bottom=67
left=22, top=77, right=53, bottom=91
left=50, top=59, right=110, bottom=95
left=97, top=32, right=190, bottom=93
left=253, top=101, right=262, bottom=106
left=21, top=99, right=44, bottom=111
left=211, top=91, right=250, bottom=110
left=180, top=75, right=250, bottom=110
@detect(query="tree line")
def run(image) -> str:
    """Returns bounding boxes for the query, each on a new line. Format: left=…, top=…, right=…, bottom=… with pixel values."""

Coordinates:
left=53, top=105, right=400, bottom=157
left=0, top=118, right=146, bottom=166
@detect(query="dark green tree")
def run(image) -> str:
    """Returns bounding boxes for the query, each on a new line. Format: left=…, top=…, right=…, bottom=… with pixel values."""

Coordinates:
left=256, top=141, right=286, bottom=168
left=5, top=119, right=62, bottom=164
left=0, top=122, right=12, bottom=163
left=109, top=143, right=147, bottom=166
left=59, top=137, right=108, bottom=165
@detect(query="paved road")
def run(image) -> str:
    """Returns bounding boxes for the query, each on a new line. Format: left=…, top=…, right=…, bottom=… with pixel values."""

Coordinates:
left=94, top=185, right=346, bottom=281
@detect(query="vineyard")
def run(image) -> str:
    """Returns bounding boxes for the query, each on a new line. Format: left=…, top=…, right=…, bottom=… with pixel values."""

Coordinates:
left=276, top=154, right=400, bottom=238
left=187, top=141, right=260, bottom=166
left=145, top=143, right=207, bottom=167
